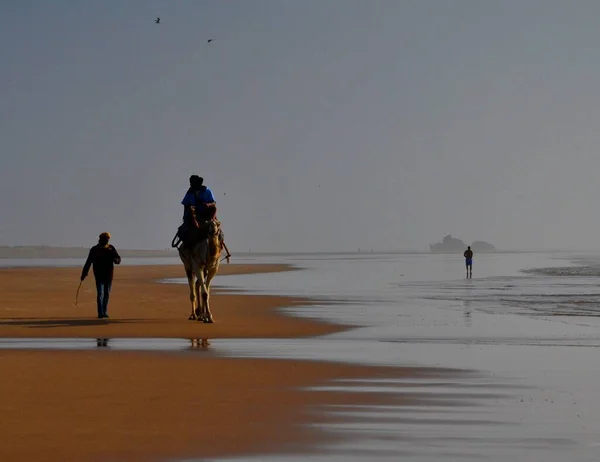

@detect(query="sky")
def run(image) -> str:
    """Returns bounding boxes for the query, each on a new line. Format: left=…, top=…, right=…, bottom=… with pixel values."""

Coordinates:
left=2, top=0, right=600, bottom=252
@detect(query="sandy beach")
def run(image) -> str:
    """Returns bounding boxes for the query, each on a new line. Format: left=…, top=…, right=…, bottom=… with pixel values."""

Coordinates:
left=4, top=252, right=600, bottom=462
left=0, top=264, right=346, bottom=339
left=0, top=263, right=435, bottom=461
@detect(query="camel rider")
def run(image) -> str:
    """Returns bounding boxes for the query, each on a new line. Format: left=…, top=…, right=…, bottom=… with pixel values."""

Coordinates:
left=177, top=175, right=230, bottom=262
left=181, top=175, right=216, bottom=228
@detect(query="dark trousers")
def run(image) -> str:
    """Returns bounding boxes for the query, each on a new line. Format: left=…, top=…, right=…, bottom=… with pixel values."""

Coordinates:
left=95, top=279, right=112, bottom=317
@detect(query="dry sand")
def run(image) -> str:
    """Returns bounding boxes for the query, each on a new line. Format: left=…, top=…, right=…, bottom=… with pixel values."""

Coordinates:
left=0, top=264, right=347, bottom=338
left=0, top=263, right=446, bottom=461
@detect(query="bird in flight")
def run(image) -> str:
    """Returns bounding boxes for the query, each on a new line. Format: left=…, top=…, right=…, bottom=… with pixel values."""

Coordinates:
left=207, top=39, right=213, bottom=43
left=155, top=17, right=161, bottom=24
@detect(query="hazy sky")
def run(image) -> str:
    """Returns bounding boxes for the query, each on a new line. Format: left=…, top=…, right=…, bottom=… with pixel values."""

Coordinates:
left=3, top=0, right=600, bottom=252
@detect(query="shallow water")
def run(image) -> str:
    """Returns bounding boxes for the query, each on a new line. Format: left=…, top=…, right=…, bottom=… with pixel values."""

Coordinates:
left=0, top=337, right=207, bottom=351
left=5, top=251, right=600, bottom=461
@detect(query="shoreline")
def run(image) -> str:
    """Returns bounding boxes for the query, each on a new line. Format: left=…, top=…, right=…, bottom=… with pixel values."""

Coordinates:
left=0, top=263, right=464, bottom=462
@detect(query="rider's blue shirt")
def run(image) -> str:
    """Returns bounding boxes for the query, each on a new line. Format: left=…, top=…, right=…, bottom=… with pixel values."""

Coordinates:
left=182, top=187, right=215, bottom=220
left=181, top=187, right=215, bottom=207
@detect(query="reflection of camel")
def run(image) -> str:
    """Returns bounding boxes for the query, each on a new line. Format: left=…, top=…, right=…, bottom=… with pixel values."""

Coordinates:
left=190, top=338, right=210, bottom=349
left=178, top=220, right=222, bottom=323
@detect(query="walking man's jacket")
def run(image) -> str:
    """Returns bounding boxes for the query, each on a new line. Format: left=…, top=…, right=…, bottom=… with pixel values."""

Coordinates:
left=81, top=244, right=121, bottom=281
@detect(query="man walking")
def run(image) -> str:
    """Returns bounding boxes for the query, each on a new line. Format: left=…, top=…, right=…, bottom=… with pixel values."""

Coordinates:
left=464, top=246, right=473, bottom=278
left=81, top=232, right=121, bottom=318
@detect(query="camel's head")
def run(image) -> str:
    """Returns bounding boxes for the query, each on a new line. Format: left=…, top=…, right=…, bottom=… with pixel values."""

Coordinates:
left=206, top=219, right=222, bottom=258
left=207, top=220, right=220, bottom=239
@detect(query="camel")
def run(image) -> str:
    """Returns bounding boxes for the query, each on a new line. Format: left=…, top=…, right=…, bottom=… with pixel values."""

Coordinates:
left=177, top=219, right=222, bottom=323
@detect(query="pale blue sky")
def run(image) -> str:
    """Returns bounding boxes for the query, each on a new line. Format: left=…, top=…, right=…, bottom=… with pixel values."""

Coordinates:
left=3, top=1, right=600, bottom=251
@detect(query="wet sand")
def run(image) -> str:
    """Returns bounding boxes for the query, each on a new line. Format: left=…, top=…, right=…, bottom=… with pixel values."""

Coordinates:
left=0, top=349, right=437, bottom=462
left=0, top=263, right=443, bottom=461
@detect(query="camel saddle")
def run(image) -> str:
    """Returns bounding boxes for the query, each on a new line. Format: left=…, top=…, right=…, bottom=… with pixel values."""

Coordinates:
left=172, top=219, right=222, bottom=250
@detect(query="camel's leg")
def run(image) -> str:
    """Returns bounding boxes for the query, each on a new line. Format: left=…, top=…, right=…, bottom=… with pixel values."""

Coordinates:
left=202, top=264, right=219, bottom=323
left=195, top=266, right=208, bottom=322
left=186, top=269, right=197, bottom=320
left=180, top=249, right=198, bottom=320
left=187, top=247, right=205, bottom=320
left=195, top=272, right=204, bottom=321
left=193, top=273, right=202, bottom=318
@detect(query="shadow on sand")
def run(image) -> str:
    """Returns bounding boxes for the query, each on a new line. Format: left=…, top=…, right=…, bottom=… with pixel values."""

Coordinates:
left=0, top=318, right=154, bottom=329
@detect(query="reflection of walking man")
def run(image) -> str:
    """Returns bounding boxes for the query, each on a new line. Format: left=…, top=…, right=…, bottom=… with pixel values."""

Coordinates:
left=464, top=246, right=473, bottom=278
left=81, top=232, right=121, bottom=319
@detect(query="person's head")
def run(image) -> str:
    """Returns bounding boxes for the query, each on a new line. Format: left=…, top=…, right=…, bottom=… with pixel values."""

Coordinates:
left=189, top=175, right=204, bottom=190
left=467, top=246, right=471, bottom=250
left=99, top=232, right=111, bottom=243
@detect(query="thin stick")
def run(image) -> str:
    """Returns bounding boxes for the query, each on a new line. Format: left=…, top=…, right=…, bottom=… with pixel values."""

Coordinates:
left=221, top=241, right=232, bottom=264
left=75, top=280, right=83, bottom=306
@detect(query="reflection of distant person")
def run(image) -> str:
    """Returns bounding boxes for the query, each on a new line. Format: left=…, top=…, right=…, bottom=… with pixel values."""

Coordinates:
left=81, top=232, right=121, bottom=319
left=463, top=246, right=473, bottom=278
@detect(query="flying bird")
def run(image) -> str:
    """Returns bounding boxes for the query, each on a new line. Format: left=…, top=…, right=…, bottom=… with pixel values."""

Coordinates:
left=155, top=17, right=160, bottom=24
left=207, top=39, right=213, bottom=43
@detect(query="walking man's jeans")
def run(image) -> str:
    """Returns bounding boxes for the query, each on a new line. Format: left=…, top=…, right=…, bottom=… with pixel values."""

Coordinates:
left=95, top=279, right=112, bottom=318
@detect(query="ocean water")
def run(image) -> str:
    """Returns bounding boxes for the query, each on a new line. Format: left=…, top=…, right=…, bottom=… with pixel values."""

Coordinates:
left=200, top=251, right=600, bottom=462
left=4, top=251, right=600, bottom=461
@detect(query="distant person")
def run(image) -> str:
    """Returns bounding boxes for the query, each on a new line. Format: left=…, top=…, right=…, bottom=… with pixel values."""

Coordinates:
left=463, top=246, right=473, bottom=278
left=81, top=232, right=121, bottom=319
left=181, top=175, right=216, bottom=227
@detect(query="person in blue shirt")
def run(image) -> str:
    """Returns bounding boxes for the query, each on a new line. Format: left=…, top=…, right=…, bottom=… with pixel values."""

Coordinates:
left=174, top=175, right=230, bottom=261
left=181, top=175, right=216, bottom=227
